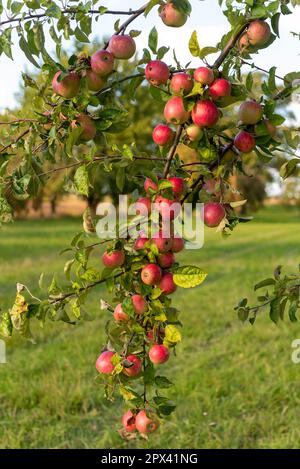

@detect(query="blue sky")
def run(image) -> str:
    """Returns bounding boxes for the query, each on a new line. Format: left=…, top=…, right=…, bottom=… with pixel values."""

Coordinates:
left=0, top=1, right=299, bottom=110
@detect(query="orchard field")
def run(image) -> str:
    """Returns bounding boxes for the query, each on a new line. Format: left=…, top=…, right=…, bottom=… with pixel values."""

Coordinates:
left=0, top=205, right=299, bottom=449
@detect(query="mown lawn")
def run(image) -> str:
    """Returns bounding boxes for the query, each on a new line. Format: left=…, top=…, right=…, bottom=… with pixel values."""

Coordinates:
left=0, top=206, right=300, bottom=449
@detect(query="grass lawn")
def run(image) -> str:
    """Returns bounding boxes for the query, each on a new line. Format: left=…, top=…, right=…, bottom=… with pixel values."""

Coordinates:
left=0, top=206, right=300, bottom=449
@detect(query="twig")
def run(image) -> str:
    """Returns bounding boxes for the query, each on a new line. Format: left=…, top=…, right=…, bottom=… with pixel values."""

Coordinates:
left=0, top=128, right=30, bottom=153
left=240, top=60, right=287, bottom=83
left=212, top=23, right=249, bottom=69
left=163, top=125, right=183, bottom=178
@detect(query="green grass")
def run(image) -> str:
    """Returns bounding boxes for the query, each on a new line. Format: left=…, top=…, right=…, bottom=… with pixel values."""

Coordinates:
left=0, top=207, right=300, bottom=449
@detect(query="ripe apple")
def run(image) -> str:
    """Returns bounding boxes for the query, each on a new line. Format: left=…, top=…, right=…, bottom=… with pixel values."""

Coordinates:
left=155, top=195, right=180, bottom=220
left=152, top=124, right=174, bottom=146
left=102, top=250, right=125, bottom=268
left=203, top=179, right=219, bottom=195
left=134, top=236, right=149, bottom=250
left=209, top=78, right=231, bottom=100
left=149, top=344, right=170, bottom=364
left=52, top=71, right=80, bottom=99
left=114, top=303, right=130, bottom=323
left=96, top=350, right=115, bottom=374
left=76, top=114, right=97, bottom=141
left=131, top=294, right=148, bottom=315
left=263, top=119, right=277, bottom=137
left=160, top=2, right=187, bottom=27
left=152, top=231, right=173, bottom=253
left=121, top=410, right=136, bottom=432
left=168, top=176, right=185, bottom=199
left=238, top=100, right=263, bottom=125
left=171, top=236, right=184, bottom=253
left=145, top=60, right=170, bottom=86
left=192, top=100, right=219, bottom=127
left=234, top=130, right=256, bottom=153
left=108, top=34, right=136, bottom=59
left=86, top=69, right=106, bottom=92
left=164, top=96, right=190, bottom=124
left=186, top=124, right=203, bottom=141
left=194, top=67, right=214, bottom=86
left=141, top=263, right=162, bottom=286
left=158, top=252, right=175, bottom=269
left=247, top=20, right=271, bottom=47
left=91, top=50, right=114, bottom=76
left=170, top=72, right=193, bottom=95
left=135, top=197, right=152, bottom=215
left=135, top=410, right=159, bottom=434
left=238, top=33, right=250, bottom=51
left=123, top=355, right=142, bottom=377
left=159, top=272, right=177, bottom=295
left=144, top=177, right=158, bottom=194
left=203, top=202, right=226, bottom=228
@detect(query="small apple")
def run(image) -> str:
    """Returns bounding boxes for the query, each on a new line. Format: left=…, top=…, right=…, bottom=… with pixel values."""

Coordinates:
left=160, top=2, right=187, bottom=27
left=131, top=294, right=148, bottom=315
left=96, top=350, right=115, bottom=374
left=121, top=410, right=136, bottom=432
left=108, top=34, right=136, bottom=59
left=234, top=130, right=256, bottom=153
left=171, top=236, right=184, bottom=253
left=159, top=272, right=177, bottom=295
left=192, top=100, right=219, bottom=127
left=209, top=78, right=231, bottom=100
left=194, top=67, right=214, bottom=85
left=91, top=50, right=114, bottom=76
left=123, top=354, right=142, bottom=377
left=204, top=202, right=226, bottom=228
left=164, top=96, right=190, bottom=124
left=102, top=250, right=125, bottom=268
left=170, top=72, right=193, bottom=95
left=76, top=114, right=97, bottom=141
left=152, top=231, right=173, bottom=253
left=263, top=119, right=277, bottom=137
left=238, top=100, right=263, bottom=125
left=186, top=124, right=203, bottom=141
left=238, top=33, right=250, bottom=52
left=135, top=197, right=152, bottom=215
left=145, top=60, right=170, bottom=86
left=135, top=410, right=159, bottom=434
left=86, top=69, right=106, bottom=92
left=149, top=344, right=170, bottom=364
left=141, top=264, right=162, bottom=286
left=247, top=20, right=271, bottom=47
left=52, top=71, right=80, bottom=99
left=114, top=303, right=130, bottom=323
left=144, top=177, right=158, bottom=194
left=152, top=124, right=174, bottom=146
left=134, top=237, right=149, bottom=250
left=168, top=176, right=185, bottom=199
left=158, top=252, right=175, bottom=269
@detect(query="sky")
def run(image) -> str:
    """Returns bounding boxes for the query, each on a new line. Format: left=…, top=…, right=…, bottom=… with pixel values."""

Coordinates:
left=0, top=0, right=299, bottom=110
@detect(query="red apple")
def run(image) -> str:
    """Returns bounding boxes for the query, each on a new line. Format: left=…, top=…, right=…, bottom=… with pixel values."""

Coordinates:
left=164, top=96, right=190, bottom=124
left=158, top=252, right=175, bottom=268
left=149, top=344, right=170, bottom=364
left=160, top=2, right=187, bottom=27
left=171, top=236, right=184, bottom=252
left=141, top=264, right=162, bottom=286
left=154, top=195, right=180, bottom=220
left=96, top=350, right=115, bottom=374
left=238, top=100, right=263, bottom=125
left=145, top=60, right=170, bottom=86
left=234, top=130, right=256, bottom=153
left=108, top=34, right=136, bottom=59
left=159, top=272, right=177, bottom=295
left=204, top=202, right=226, bottom=228
left=194, top=66, right=214, bottom=86
left=247, top=20, right=271, bottom=47
left=152, top=231, right=173, bottom=253
left=76, top=114, right=97, bottom=141
left=209, top=78, right=231, bottom=100
left=192, top=100, right=219, bottom=127
left=152, top=124, right=174, bottom=146
left=131, top=294, right=148, bottom=315
left=186, top=124, right=203, bottom=141
left=91, top=50, right=114, bottom=76
left=135, top=197, right=152, bottom=215
left=168, top=176, right=185, bottom=199
left=134, top=237, right=149, bottom=250
left=86, top=69, right=106, bottom=92
left=114, top=303, right=130, bottom=323
left=263, top=119, right=277, bottom=136
left=121, top=410, right=136, bottom=432
left=135, top=410, right=159, bottom=434
left=238, top=33, right=250, bottom=51
left=102, top=250, right=125, bottom=268
left=144, top=177, right=158, bottom=194
left=123, top=354, right=142, bottom=377
left=170, top=72, right=193, bottom=95
left=52, top=71, right=80, bottom=99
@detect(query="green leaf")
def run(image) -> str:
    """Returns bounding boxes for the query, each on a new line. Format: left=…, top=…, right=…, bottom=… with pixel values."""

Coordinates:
left=271, top=12, right=280, bottom=37
left=74, top=26, right=89, bottom=43
left=144, top=0, right=161, bottom=16
left=164, top=324, right=181, bottom=344
left=269, top=298, right=280, bottom=324
left=199, top=46, right=218, bottom=59
left=172, top=0, right=191, bottom=15
left=254, top=278, right=276, bottom=291
left=116, top=167, right=125, bottom=192
left=19, top=35, right=40, bottom=68
left=155, top=376, right=174, bottom=389
left=173, top=265, right=207, bottom=288
left=189, top=31, right=200, bottom=57
left=289, top=301, right=298, bottom=322
left=148, top=26, right=158, bottom=54
left=74, top=166, right=89, bottom=197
